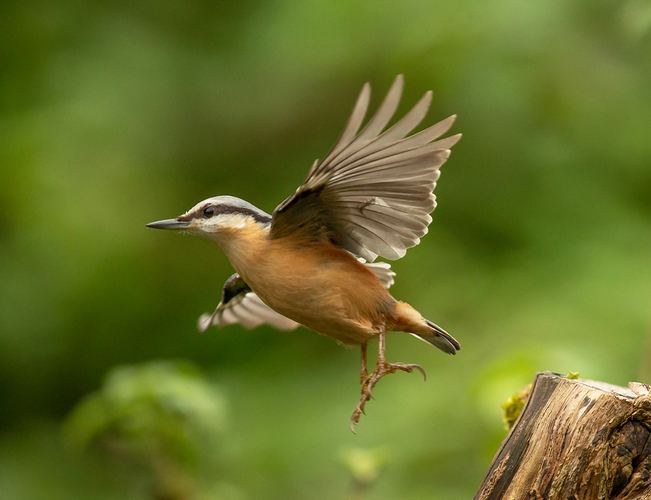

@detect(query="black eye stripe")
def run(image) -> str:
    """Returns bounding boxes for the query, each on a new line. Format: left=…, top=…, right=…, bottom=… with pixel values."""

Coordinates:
left=234, top=207, right=272, bottom=224
left=194, top=203, right=272, bottom=224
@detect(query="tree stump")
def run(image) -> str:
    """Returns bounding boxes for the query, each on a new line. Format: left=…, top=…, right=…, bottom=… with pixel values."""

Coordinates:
left=475, top=371, right=651, bottom=500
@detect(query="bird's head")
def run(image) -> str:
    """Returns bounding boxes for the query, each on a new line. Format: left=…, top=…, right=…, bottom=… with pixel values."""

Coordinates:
left=146, top=195, right=272, bottom=242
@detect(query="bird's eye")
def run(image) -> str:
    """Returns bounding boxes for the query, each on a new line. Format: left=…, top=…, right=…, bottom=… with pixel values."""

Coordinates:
left=203, top=206, right=215, bottom=217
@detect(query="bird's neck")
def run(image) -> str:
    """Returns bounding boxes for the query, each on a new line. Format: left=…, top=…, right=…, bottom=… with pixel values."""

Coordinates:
left=212, top=221, right=270, bottom=276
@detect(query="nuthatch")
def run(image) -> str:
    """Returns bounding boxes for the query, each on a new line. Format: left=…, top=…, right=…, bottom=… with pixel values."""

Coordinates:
left=147, top=75, right=461, bottom=431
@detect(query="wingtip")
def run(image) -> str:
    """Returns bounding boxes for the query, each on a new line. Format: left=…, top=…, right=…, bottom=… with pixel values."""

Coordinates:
left=437, top=133, right=462, bottom=150
left=421, top=90, right=434, bottom=114
left=439, top=114, right=457, bottom=129
left=417, top=90, right=433, bottom=111
left=386, top=75, right=405, bottom=104
left=360, top=81, right=371, bottom=98
left=449, top=132, right=463, bottom=145
left=197, top=313, right=212, bottom=333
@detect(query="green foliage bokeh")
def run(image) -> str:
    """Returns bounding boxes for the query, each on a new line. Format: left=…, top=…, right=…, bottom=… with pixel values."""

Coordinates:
left=1, top=0, right=650, bottom=498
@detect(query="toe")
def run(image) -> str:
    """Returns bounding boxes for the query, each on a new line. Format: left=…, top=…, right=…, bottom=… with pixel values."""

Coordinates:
left=350, top=410, right=361, bottom=433
left=410, top=364, right=427, bottom=381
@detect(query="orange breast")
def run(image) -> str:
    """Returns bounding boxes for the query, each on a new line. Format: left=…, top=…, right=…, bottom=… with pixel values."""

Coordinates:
left=236, top=235, right=395, bottom=345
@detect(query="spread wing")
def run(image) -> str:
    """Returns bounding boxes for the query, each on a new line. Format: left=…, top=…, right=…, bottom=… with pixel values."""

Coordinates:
left=198, top=273, right=300, bottom=332
left=270, top=75, right=461, bottom=262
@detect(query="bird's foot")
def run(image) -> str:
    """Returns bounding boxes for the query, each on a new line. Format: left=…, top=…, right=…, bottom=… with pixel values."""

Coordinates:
left=350, top=361, right=427, bottom=433
left=383, top=362, right=427, bottom=381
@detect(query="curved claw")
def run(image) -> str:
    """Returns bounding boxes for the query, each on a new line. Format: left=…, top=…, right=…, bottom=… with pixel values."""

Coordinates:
left=350, top=410, right=360, bottom=434
left=389, top=362, right=427, bottom=381
left=411, top=364, right=427, bottom=381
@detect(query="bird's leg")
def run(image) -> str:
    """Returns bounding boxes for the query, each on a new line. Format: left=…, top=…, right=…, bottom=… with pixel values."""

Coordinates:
left=350, top=329, right=426, bottom=432
left=360, top=343, right=368, bottom=384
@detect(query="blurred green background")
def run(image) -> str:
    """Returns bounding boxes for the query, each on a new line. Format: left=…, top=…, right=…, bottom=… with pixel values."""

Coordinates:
left=1, top=0, right=651, bottom=498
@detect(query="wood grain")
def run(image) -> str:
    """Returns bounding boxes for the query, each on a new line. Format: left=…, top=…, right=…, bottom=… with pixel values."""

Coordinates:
left=475, top=372, right=651, bottom=499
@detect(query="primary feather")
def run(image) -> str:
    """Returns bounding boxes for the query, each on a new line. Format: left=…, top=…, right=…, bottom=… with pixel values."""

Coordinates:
left=270, top=74, right=460, bottom=262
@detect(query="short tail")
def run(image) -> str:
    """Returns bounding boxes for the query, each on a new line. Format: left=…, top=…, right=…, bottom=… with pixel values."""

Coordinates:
left=414, top=319, right=461, bottom=355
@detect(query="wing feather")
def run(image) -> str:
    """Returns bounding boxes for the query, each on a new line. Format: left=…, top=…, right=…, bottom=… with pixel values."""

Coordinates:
left=362, top=260, right=396, bottom=289
left=271, top=76, right=459, bottom=261
left=315, top=83, right=371, bottom=181
left=198, top=273, right=300, bottom=332
left=327, top=76, right=405, bottom=168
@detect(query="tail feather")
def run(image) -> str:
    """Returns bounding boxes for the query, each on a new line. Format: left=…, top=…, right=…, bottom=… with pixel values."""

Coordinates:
left=391, top=301, right=461, bottom=355
left=412, top=319, right=461, bottom=355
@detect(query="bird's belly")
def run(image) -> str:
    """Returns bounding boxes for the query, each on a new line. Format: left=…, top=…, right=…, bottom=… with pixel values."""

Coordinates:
left=254, top=279, right=378, bottom=345
left=227, top=239, right=391, bottom=345
left=235, top=265, right=379, bottom=345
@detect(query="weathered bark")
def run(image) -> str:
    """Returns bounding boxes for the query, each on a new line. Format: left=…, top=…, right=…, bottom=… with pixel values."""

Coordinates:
left=475, top=371, right=651, bottom=500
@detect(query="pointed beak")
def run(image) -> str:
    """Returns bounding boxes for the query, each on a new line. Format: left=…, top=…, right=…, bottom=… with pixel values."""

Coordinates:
left=146, top=218, right=191, bottom=230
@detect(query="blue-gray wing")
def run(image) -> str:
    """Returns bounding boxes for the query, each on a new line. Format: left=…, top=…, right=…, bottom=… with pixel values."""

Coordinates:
left=198, top=273, right=300, bottom=332
left=270, top=75, right=460, bottom=262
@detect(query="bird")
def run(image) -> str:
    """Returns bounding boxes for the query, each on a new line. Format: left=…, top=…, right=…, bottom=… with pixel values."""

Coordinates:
left=147, top=75, right=461, bottom=431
